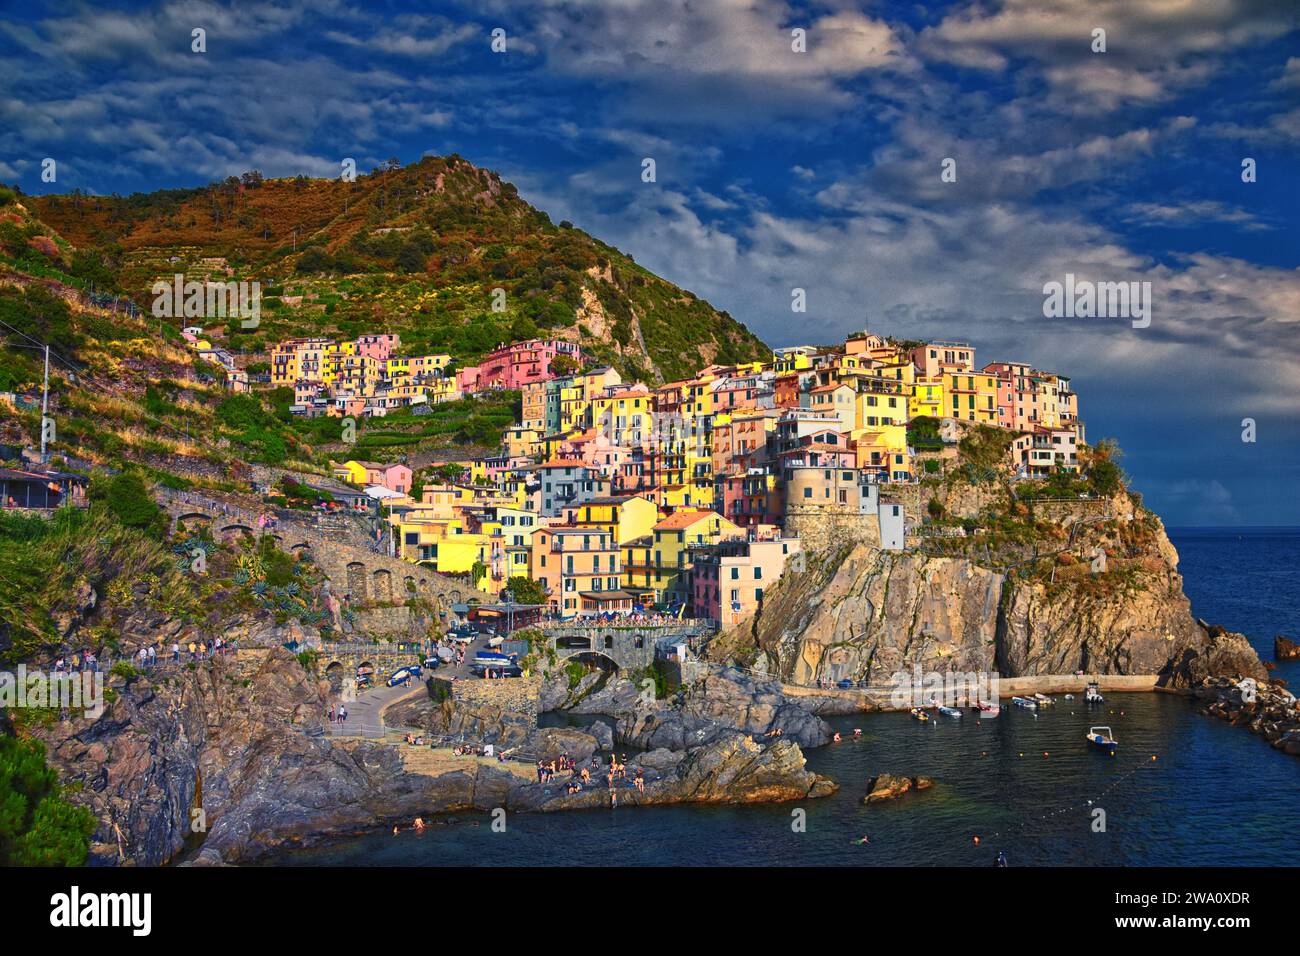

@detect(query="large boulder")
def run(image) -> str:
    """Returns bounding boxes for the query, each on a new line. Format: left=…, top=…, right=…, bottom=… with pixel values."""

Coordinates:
left=864, top=773, right=934, bottom=803
left=510, top=733, right=837, bottom=812
left=586, top=668, right=832, bottom=751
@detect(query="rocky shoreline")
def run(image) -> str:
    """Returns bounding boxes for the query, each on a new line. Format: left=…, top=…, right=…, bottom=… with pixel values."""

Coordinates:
left=28, top=647, right=838, bottom=866
left=16, top=487, right=1291, bottom=866
left=1193, top=677, right=1300, bottom=757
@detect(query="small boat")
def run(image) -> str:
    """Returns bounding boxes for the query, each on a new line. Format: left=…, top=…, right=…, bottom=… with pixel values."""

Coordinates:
left=1064, top=693, right=1075, bottom=701
left=938, top=706, right=963, bottom=718
left=1011, top=696, right=1038, bottom=710
left=1086, top=726, right=1118, bottom=750
left=1034, top=693, right=1054, bottom=706
left=978, top=702, right=1000, bottom=719
left=1085, top=682, right=1104, bottom=704
left=910, top=708, right=930, bottom=722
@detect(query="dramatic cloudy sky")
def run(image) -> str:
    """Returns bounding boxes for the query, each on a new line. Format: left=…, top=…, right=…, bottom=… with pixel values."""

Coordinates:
left=2, top=0, right=1298, bottom=526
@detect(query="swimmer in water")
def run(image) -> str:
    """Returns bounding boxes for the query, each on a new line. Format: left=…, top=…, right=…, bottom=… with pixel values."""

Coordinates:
left=856, top=835, right=871, bottom=845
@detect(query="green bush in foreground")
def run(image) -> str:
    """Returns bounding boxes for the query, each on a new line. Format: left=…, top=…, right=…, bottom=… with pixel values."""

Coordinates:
left=0, top=735, right=97, bottom=866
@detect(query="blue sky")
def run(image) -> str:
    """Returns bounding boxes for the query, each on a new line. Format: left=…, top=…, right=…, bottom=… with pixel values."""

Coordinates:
left=2, top=0, right=1298, bottom=525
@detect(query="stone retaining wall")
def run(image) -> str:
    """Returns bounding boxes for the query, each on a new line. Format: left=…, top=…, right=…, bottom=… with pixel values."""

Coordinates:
left=450, top=675, right=542, bottom=717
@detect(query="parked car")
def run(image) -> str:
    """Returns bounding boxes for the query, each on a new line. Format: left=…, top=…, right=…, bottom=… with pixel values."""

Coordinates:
left=386, top=667, right=418, bottom=687
left=837, top=678, right=854, bottom=689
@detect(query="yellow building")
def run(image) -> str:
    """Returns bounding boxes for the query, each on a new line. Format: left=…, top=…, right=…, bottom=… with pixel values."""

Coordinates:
left=271, top=337, right=334, bottom=386
left=944, top=371, right=999, bottom=425
left=772, top=346, right=817, bottom=374
left=854, top=376, right=909, bottom=430
left=588, top=386, right=653, bottom=448
left=332, top=460, right=370, bottom=486
left=530, top=527, right=624, bottom=615
left=909, top=378, right=945, bottom=419
left=623, top=510, right=740, bottom=605
left=564, top=494, right=660, bottom=545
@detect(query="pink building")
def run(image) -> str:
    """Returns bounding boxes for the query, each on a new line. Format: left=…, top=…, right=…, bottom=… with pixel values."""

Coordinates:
left=470, top=339, right=585, bottom=391
left=691, top=534, right=802, bottom=624
left=364, top=462, right=412, bottom=494
left=355, top=334, right=400, bottom=361
left=716, top=470, right=784, bottom=528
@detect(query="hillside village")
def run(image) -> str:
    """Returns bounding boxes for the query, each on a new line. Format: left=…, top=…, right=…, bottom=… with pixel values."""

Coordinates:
left=0, top=172, right=1104, bottom=637
left=197, top=327, right=1094, bottom=626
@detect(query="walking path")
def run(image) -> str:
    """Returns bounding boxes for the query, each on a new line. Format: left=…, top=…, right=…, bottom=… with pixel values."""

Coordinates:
left=326, top=681, right=425, bottom=739
left=324, top=632, right=493, bottom=739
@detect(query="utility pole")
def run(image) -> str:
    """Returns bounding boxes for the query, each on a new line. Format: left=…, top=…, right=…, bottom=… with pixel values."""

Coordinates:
left=39, top=344, right=50, bottom=461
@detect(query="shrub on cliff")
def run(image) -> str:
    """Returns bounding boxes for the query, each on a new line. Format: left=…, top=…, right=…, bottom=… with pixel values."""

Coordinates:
left=1086, top=440, right=1126, bottom=497
left=0, top=735, right=97, bottom=866
left=89, top=472, right=164, bottom=535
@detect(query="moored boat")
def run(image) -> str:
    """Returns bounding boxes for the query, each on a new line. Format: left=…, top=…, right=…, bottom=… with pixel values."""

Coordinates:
left=1086, top=725, right=1118, bottom=750
left=1011, top=696, right=1038, bottom=710
left=978, top=701, right=1000, bottom=718
left=938, top=706, right=963, bottom=718
left=910, top=707, right=930, bottom=721
left=1033, top=693, right=1054, bottom=706
left=1085, top=681, right=1104, bottom=704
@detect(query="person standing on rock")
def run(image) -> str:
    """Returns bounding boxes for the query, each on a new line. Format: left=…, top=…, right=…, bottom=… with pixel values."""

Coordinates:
left=172, top=642, right=180, bottom=664
left=328, top=705, right=336, bottom=724
left=339, top=704, right=347, bottom=724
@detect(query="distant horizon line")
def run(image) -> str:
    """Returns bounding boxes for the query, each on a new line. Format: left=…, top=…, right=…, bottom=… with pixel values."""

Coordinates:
left=1166, top=525, right=1300, bottom=532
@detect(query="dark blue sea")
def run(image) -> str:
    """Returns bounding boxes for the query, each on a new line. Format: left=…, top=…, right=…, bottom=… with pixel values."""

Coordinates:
left=271, top=528, right=1300, bottom=866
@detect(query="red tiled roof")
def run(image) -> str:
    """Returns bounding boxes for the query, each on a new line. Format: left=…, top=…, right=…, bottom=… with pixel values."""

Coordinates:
left=653, top=509, right=722, bottom=530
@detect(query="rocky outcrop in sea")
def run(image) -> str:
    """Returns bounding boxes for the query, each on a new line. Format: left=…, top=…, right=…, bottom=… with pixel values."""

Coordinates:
left=1194, top=677, right=1300, bottom=757
left=544, top=665, right=833, bottom=750
left=709, top=495, right=1266, bottom=692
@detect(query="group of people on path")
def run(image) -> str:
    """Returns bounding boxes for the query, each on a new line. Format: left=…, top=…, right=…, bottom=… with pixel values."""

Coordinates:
left=326, top=704, right=348, bottom=725
left=53, top=651, right=99, bottom=675
left=52, top=635, right=236, bottom=677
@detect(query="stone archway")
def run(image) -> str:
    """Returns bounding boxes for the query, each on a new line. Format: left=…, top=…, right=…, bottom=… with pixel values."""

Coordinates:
left=325, top=660, right=344, bottom=689
left=346, top=562, right=367, bottom=601
left=176, top=512, right=214, bottom=531
left=568, top=651, right=620, bottom=673
left=372, top=568, right=393, bottom=603
left=448, top=589, right=463, bottom=605
left=219, top=523, right=255, bottom=540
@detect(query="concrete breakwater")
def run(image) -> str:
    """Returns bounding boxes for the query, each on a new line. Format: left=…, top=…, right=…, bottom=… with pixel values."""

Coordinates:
left=777, top=672, right=1163, bottom=712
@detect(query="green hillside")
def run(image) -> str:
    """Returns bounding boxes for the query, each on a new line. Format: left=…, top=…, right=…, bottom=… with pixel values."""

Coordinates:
left=30, top=156, right=770, bottom=383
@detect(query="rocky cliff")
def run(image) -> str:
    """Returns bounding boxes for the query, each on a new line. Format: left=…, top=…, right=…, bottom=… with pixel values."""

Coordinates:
left=29, top=647, right=832, bottom=865
left=711, top=496, right=1264, bottom=692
